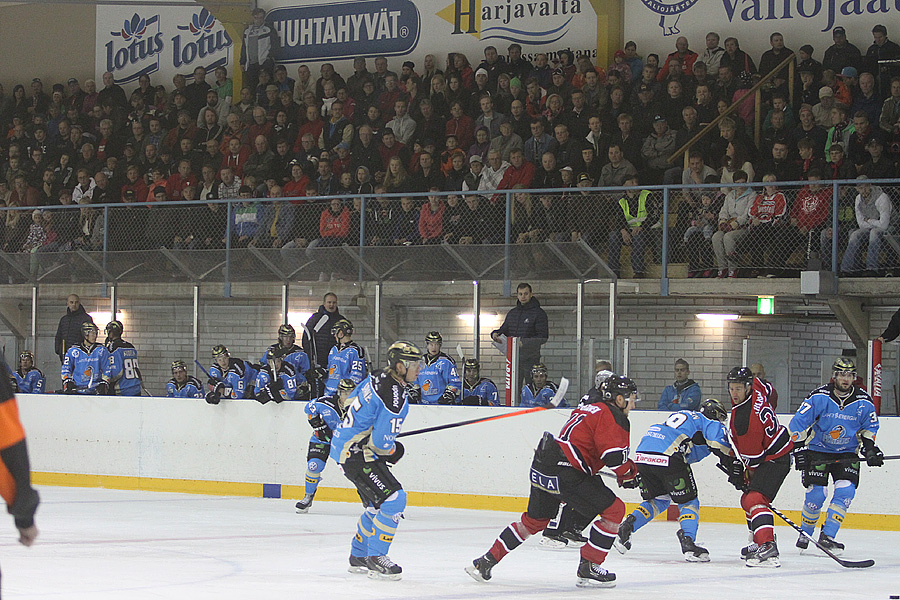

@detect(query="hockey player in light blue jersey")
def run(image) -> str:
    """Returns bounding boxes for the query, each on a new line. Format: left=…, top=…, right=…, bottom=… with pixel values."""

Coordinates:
left=295, top=378, right=357, bottom=514
left=254, top=347, right=299, bottom=404
left=104, top=321, right=142, bottom=396
left=788, top=357, right=882, bottom=555
left=520, top=364, right=567, bottom=408
left=260, top=324, right=311, bottom=400
left=322, top=319, right=366, bottom=396
left=460, top=358, right=500, bottom=406
left=166, top=361, right=204, bottom=398
left=615, top=399, right=732, bottom=562
left=13, top=352, right=44, bottom=394
left=61, top=323, right=111, bottom=395
left=329, top=341, right=421, bottom=580
left=411, top=331, right=460, bottom=405
left=205, top=345, right=257, bottom=404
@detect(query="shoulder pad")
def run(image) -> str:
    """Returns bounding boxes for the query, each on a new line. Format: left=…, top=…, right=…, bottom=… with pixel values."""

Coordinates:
left=438, top=352, right=457, bottom=365
left=349, top=342, right=365, bottom=357
left=282, top=363, right=297, bottom=375
left=376, top=375, right=407, bottom=415
left=547, top=381, right=558, bottom=392
left=188, top=376, right=203, bottom=386
left=167, top=378, right=177, bottom=385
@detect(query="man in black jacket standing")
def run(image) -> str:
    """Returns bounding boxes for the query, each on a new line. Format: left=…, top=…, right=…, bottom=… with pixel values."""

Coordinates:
left=491, top=283, right=549, bottom=392
left=54, top=294, right=95, bottom=363
left=302, top=292, right=345, bottom=396
left=877, top=306, right=900, bottom=344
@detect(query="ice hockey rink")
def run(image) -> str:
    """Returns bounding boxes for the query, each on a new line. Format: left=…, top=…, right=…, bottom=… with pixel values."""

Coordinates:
left=2, top=486, right=898, bottom=600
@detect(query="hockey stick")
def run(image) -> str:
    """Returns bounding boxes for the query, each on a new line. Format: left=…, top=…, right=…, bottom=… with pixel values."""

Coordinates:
left=398, top=377, right=569, bottom=439
left=456, top=343, right=465, bottom=402
left=811, top=454, right=899, bottom=466
left=716, top=442, right=876, bottom=569
left=194, top=360, right=212, bottom=380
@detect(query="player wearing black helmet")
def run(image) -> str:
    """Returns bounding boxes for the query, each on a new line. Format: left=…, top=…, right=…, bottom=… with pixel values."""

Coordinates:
left=413, top=331, right=461, bottom=405
left=329, top=341, right=422, bottom=580
left=104, top=320, right=142, bottom=396
left=166, top=360, right=203, bottom=398
left=520, top=363, right=567, bottom=408
left=615, top=397, right=731, bottom=562
left=254, top=346, right=300, bottom=404
left=260, top=324, right=311, bottom=401
left=460, top=358, right=499, bottom=406
left=205, top=345, right=257, bottom=404
left=320, top=319, right=366, bottom=396
left=788, top=356, right=881, bottom=555
left=296, top=378, right=358, bottom=514
left=725, top=366, right=792, bottom=568
left=61, top=322, right=111, bottom=395
left=468, top=375, right=638, bottom=588
left=13, top=351, right=44, bottom=394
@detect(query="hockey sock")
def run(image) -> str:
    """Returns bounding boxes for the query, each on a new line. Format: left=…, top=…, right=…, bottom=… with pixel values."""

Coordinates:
left=305, top=458, right=325, bottom=495
left=632, top=497, right=671, bottom=533
left=581, top=498, right=625, bottom=564
left=489, top=512, right=549, bottom=561
left=801, top=485, right=826, bottom=535
left=741, top=491, right=775, bottom=545
left=677, top=498, right=700, bottom=540
left=367, top=490, right=407, bottom=556
left=351, top=508, right=377, bottom=557
left=822, top=481, right=855, bottom=539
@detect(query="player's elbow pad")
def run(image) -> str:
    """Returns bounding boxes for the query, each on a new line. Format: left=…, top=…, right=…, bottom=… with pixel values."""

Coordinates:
left=602, top=448, right=628, bottom=468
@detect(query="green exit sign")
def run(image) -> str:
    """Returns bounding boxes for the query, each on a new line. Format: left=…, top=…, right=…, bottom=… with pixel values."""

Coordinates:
left=757, top=296, right=775, bottom=315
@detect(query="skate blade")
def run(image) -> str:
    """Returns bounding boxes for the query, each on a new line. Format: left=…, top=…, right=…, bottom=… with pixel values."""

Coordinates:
left=539, top=536, right=570, bottom=550
left=745, top=557, right=781, bottom=568
left=367, top=570, right=402, bottom=581
left=684, top=552, right=710, bottom=563
left=576, top=577, right=616, bottom=588
left=613, top=539, right=630, bottom=555
left=347, top=566, right=369, bottom=575
left=295, top=507, right=311, bottom=514
left=465, top=565, right=489, bottom=582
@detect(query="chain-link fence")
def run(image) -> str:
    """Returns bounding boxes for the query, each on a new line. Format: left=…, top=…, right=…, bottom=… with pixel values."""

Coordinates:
left=1, top=179, right=897, bottom=286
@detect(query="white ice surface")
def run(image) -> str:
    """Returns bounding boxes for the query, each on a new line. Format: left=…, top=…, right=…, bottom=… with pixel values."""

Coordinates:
left=2, top=486, right=899, bottom=599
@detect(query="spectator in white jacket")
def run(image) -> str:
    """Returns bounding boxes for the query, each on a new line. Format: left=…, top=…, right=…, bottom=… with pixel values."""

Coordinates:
left=711, top=170, right=755, bottom=278
left=840, top=177, right=894, bottom=275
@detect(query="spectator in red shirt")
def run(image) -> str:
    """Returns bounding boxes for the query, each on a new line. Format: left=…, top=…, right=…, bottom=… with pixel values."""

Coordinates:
left=741, top=174, right=788, bottom=276
left=315, top=198, right=350, bottom=247
left=772, top=171, right=831, bottom=275
left=165, top=159, right=198, bottom=201
left=419, top=188, right=446, bottom=243
left=496, top=148, right=536, bottom=198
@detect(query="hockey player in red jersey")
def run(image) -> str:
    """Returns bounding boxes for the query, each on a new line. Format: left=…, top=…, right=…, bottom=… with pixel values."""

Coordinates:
left=466, top=375, right=639, bottom=588
left=725, top=366, right=793, bottom=568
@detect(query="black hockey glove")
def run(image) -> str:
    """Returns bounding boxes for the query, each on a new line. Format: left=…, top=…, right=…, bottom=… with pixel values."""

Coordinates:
left=255, top=387, right=275, bottom=404
left=305, top=367, right=327, bottom=381
left=8, top=376, right=18, bottom=394
left=205, top=391, right=221, bottom=405
left=384, top=441, right=405, bottom=464
left=63, top=379, right=77, bottom=394
left=95, top=381, right=109, bottom=396
left=727, top=458, right=747, bottom=491
left=406, top=385, right=421, bottom=404
left=862, top=438, right=884, bottom=467
left=792, top=448, right=810, bottom=471
left=617, top=461, right=639, bottom=489
left=309, top=414, right=331, bottom=442
left=296, top=382, right=311, bottom=401
left=438, top=390, right=456, bottom=405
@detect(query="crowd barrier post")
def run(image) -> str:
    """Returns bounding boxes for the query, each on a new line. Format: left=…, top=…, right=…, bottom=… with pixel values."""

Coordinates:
left=661, top=187, right=670, bottom=297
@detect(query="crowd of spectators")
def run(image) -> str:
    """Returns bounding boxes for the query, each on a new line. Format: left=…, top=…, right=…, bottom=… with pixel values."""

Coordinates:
left=1, top=17, right=899, bottom=276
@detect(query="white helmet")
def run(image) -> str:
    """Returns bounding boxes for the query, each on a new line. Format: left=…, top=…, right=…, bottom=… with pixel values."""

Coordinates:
left=595, top=369, right=614, bottom=389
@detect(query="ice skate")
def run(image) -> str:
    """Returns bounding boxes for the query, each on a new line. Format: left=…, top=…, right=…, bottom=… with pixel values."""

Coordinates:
left=818, top=532, right=844, bottom=555
left=365, top=555, right=402, bottom=580
left=561, top=529, right=587, bottom=546
left=539, top=532, right=570, bottom=549
left=347, top=555, right=368, bottom=574
left=745, top=541, right=780, bottom=568
left=295, top=493, right=314, bottom=514
left=614, top=514, right=635, bottom=554
left=677, top=529, right=710, bottom=562
left=465, top=552, right=498, bottom=582
left=796, top=533, right=810, bottom=553
left=576, top=557, right=616, bottom=588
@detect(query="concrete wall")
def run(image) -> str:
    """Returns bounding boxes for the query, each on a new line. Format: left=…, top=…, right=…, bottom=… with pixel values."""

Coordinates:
left=5, top=281, right=896, bottom=415
left=17, top=393, right=900, bottom=529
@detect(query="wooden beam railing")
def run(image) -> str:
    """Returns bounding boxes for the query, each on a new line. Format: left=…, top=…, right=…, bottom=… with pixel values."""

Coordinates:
left=667, top=52, right=796, bottom=168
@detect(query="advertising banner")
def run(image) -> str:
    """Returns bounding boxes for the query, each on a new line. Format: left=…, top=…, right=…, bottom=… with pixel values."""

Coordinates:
left=96, top=5, right=234, bottom=87
left=260, top=0, right=598, bottom=72
left=624, top=0, right=897, bottom=70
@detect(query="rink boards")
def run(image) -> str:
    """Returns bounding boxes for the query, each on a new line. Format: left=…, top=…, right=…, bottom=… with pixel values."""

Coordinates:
left=16, top=393, right=900, bottom=531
